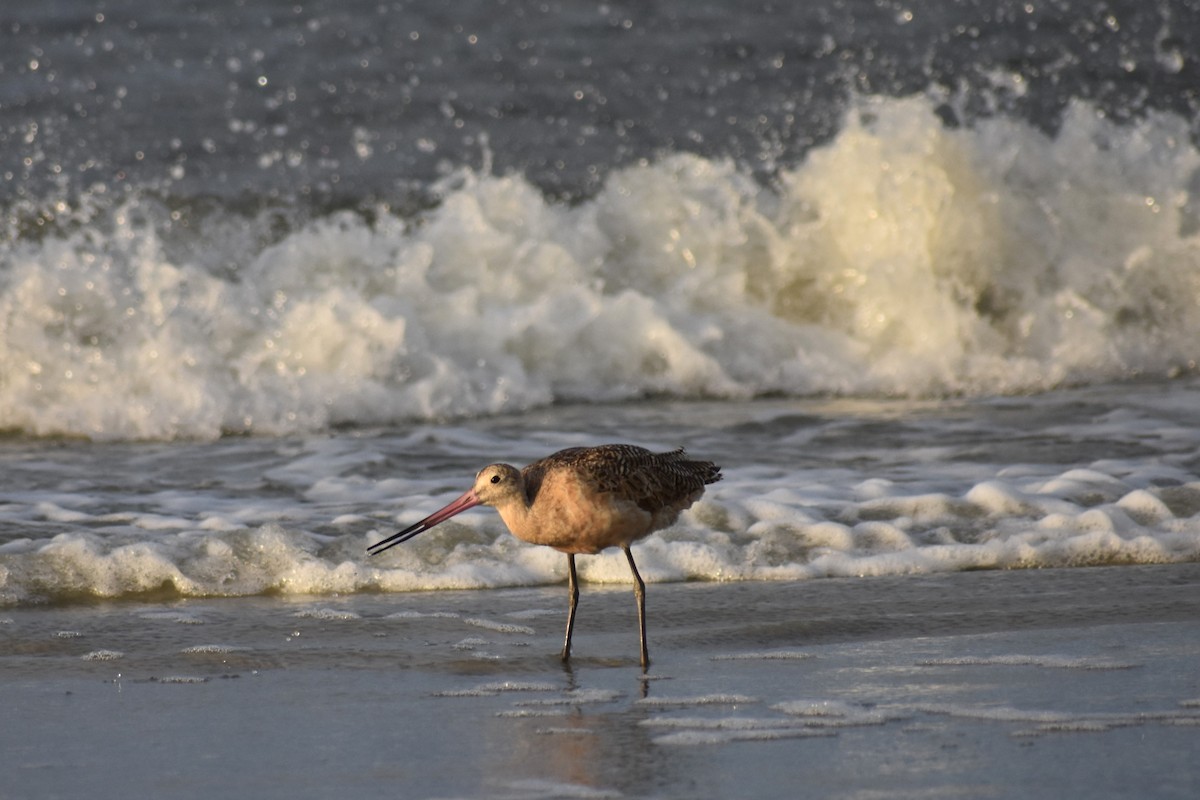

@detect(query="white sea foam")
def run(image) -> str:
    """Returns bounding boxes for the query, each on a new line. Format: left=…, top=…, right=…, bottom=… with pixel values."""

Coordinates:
left=773, top=699, right=907, bottom=728
left=495, top=708, right=570, bottom=718
left=435, top=681, right=560, bottom=697
left=2, top=96, right=1198, bottom=440
left=180, top=644, right=250, bottom=655
left=645, top=718, right=838, bottom=745
left=635, top=694, right=759, bottom=708
left=462, top=617, right=536, bottom=635
left=904, top=702, right=1200, bottom=736
left=635, top=695, right=1200, bottom=746
left=291, top=607, right=361, bottom=621
left=917, top=655, right=1140, bottom=670
left=1, top=453, right=1199, bottom=604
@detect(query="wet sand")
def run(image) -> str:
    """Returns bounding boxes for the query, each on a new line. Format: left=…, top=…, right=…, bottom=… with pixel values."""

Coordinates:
left=3, top=563, right=1199, bottom=799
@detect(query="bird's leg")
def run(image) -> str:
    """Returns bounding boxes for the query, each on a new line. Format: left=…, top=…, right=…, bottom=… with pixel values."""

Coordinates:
left=623, top=546, right=649, bottom=669
left=561, top=553, right=579, bottom=662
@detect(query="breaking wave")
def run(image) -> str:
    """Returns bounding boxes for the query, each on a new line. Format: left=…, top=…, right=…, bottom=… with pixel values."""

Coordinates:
left=2, top=95, right=1198, bottom=440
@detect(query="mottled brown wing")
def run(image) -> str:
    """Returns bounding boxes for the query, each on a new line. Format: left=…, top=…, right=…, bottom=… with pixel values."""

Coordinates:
left=523, top=444, right=720, bottom=512
left=519, top=446, right=585, bottom=503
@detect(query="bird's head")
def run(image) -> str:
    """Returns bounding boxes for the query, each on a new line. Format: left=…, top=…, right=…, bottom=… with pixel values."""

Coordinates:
left=367, top=462, right=524, bottom=557
left=472, top=463, right=524, bottom=507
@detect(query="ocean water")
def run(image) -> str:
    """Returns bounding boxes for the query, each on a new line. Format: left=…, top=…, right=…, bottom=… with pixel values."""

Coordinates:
left=2, top=0, right=1200, bottom=602
left=5, top=5, right=1200, bottom=797
left=4, top=569, right=1200, bottom=799
left=3, top=376, right=1200, bottom=607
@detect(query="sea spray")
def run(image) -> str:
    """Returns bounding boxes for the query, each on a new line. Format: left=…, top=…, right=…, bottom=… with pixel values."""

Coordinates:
left=1, top=96, right=1197, bottom=440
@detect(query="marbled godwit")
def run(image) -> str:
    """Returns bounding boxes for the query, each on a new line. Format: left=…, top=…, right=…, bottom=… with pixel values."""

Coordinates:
left=368, top=444, right=721, bottom=668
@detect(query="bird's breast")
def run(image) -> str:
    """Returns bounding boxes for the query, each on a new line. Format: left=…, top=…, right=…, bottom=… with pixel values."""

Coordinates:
left=501, top=480, right=656, bottom=555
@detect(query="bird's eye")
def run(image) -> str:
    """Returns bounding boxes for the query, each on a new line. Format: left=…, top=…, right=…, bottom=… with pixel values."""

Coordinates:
left=490, top=474, right=501, bottom=484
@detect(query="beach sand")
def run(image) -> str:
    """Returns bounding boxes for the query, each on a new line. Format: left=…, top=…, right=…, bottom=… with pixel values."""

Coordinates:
left=3, top=563, right=1199, bottom=800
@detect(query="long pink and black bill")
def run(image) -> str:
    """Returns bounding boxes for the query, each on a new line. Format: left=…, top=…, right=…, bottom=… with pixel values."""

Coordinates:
left=367, top=488, right=481, bottom=555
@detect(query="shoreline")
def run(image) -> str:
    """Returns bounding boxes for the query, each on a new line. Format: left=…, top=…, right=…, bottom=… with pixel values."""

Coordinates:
left=3, top=563, right=1199, bottom=799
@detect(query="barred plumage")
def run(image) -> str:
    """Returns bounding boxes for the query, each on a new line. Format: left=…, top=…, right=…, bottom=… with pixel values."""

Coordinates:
left=521, top=444, right=721, bottom=511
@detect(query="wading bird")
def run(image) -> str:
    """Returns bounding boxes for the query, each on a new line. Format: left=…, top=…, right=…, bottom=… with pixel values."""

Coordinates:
left=368, top=444, right=721, bottom=668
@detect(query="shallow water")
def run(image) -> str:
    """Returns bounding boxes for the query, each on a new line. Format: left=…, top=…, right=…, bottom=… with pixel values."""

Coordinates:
left=2, top=380, right=1199, bottom=606
left=3, top=2, right=1200, bottom=439
left=3, top=565, right=1199, bottom=799
left=4, top=2, right=1200, bottom=795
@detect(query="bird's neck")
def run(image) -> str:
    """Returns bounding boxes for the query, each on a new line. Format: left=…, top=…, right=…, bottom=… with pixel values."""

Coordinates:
left=495, top=493, right=537, bottom=542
